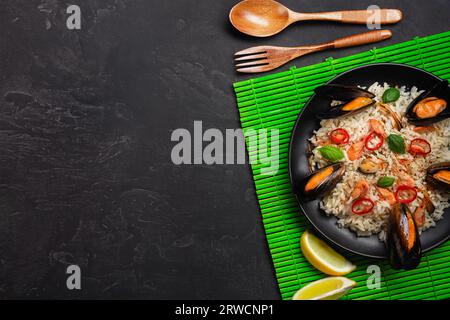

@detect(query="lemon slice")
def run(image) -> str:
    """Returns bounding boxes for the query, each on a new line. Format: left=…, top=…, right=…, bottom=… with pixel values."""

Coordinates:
left=301, top=230, right=356, bottom=276
left=292, top=277, right=356, bottom=300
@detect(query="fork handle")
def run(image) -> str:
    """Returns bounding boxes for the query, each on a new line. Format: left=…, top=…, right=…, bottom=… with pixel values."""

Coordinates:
left=294, top=9, right=402, bottom=24
left=332, top=30, right=392, bottom=49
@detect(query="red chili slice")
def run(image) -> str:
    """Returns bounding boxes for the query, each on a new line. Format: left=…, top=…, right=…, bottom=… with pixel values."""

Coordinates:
left=352, top=197, right=375, bottom=215
left=395, top=185, right=418, bottom=204
left=409, top=138, right=431, bottom=156
left=365, top=131, right=384, bottom=151
left=329, top=128, right=350, bottom=145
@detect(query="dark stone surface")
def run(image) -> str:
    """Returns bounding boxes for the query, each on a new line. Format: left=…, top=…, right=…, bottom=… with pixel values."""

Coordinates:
left=0, top=0, right=448, bottom=299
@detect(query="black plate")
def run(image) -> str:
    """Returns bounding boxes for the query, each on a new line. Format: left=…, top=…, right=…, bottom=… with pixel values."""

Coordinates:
left=289, top=63, right=450, bottom=258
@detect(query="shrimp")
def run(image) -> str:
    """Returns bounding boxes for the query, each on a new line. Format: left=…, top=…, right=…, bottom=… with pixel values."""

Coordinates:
left=347, top=140, right=365, bottom=161
left=413, top=204, right=426, bottom=228
left=399, top=173, right=415, bottom=187
left=369, top=119, right=386, bottom=136
left=398, top=159, right=412, bottom=167
left=316, top=138, right=329, bottom=146
left=413, top=189, right=435, bottom=228
left=351, top=179, right=369, bottom=199
left=413, top=126, right=435, bottom=133
left=393, top=166, right=414, bottom=184
left=376, top=187, right=396, bottom=205
left=422, top=189, right=435, bottom=213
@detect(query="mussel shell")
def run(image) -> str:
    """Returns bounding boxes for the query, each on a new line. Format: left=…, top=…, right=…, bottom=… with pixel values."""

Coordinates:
left=377, top=102, right=403, bottom=130
left=315, top=85, right=375, bottom=119
left=387, top=203, right=422, bottom=270
left=306, top=140, right=318, bottom=174
left=314, top=84, right=375, bottom=100
left=318, top=100, right=375, bottom=119
left=296, top=163, right=345, bottom=201
left=426, top=162, right=450, bottom=192
left=358, top=159, right=381, bottom=174
left=406, top=80, right=450, bottom=126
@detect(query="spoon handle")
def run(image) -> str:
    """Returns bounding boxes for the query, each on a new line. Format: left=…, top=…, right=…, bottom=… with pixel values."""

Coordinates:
left=292, top=9, right=402, bottom=24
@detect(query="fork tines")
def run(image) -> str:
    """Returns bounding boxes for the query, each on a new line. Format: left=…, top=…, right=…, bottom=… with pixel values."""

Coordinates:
left=234, top=47, right=270, bottom=73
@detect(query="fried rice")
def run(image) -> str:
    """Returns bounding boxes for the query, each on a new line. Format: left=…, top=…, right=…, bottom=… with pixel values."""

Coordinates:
left=309, top=82, right=450, bottom=240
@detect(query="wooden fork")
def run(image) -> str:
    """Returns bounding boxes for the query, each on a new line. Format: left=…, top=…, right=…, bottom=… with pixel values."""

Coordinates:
left=235, top=30, right=392, bottom=73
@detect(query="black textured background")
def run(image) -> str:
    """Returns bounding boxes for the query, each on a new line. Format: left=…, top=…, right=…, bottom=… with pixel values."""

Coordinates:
left=0, top=0, right=448, bottom=299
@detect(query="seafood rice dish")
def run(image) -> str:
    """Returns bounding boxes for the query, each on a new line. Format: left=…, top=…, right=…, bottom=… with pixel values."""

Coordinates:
left=297, top=80, right=449, bottom=248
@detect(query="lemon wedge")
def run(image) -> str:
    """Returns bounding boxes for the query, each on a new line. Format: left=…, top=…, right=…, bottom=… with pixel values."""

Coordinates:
left=292, top=277, right=356, bottom=300
left=301, top=230, right=356, bottom=276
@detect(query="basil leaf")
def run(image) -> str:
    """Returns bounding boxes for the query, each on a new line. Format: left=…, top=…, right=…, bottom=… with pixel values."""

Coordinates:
left=377, top=176, right=395, bottom=188
left=318, top=146, right=345, bottom=162
left=387, top=134, right=406, bottom=154
left=382, top=88, right=400, bottom=103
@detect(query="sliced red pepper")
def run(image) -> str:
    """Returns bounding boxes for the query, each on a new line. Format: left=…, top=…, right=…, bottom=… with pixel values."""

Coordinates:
left=329, top=128, right=350, bottom=145
left=365, top=131, right=384, bottom=151
left=352, top=197, right=375, bottom=215
left=409, top=138, right=431, bottom=156
left=395, top=185, right=418, bottom=204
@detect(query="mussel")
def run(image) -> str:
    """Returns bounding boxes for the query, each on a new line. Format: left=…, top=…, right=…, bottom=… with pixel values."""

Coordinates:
left=296, top=163, right=345, bottom=201
left=406, top=80, right=450, bottom=126
left=315, top=85, right=375, bottom=119
left=426, top=162, right=450, bottom=192
left=387, top=203, right=422, bottom=270
left=306, top=140, right=318, bottom=173
left=378, top=102, right=403, bottom=130
left=358, top=159, right=382, bottom=174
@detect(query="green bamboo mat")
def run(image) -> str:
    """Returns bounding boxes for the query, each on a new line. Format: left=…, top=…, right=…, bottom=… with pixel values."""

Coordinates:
left=233, top=31, right=450, bottom=300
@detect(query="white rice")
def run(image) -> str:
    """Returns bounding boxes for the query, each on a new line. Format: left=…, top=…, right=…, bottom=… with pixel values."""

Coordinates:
left=310, top=83, right=450, bottom=240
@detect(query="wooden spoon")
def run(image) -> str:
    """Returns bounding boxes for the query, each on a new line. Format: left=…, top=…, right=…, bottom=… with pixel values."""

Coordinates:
left=230, top=0, right=402, bottom=37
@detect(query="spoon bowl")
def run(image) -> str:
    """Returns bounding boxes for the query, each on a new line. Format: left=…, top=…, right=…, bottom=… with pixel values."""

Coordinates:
left=230, top=0, right=402, bottom=37
left=230, top=0, right=291, bottom=37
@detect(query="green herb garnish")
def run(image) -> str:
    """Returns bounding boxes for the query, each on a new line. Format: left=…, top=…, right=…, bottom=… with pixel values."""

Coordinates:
left=387, top=134, right=406, bottom=154
left=318, top=146, right=345, bottom=162
left=377, top=176, right=395, bottom=188
left=382, top=88, right=400, bottom=103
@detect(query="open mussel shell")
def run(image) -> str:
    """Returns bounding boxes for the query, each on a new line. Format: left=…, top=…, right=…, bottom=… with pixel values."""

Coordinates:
left=315, top=84, right=375, bottom=100
left=387, top=203, right=422, bottom=270
left=406, top=80, right=450, bottom=126
left=358, top=159, right=381, bottom=174
left=296, top=163, right=345, bottom=201
left=377, top=102, right=403, bottom=130
left=306, top=140, right=318, bottom=173
left=314, top=85, right=376, bottom=119
left=426, top=162, right=450, bottom=192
